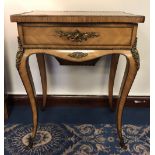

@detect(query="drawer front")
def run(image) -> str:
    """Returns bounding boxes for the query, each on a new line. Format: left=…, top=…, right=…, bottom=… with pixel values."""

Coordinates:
left=20, top=24, right=135, bottom=48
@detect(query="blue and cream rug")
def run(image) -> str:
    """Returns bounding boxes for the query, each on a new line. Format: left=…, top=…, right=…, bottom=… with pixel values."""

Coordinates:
left=5, top=123, right=149, bottom=155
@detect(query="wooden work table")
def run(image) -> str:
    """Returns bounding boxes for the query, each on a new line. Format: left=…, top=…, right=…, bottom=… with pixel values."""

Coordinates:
left=10, top=11, right=145, bottom=149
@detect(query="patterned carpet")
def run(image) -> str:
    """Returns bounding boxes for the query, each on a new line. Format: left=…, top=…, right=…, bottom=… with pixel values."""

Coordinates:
left=5, top=123, right=149, bottom=155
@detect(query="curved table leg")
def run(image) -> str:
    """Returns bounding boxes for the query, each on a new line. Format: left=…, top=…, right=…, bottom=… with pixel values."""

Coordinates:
left=19, top=48, right=139, bottom=149
left=108, top=54, right=120, bottom=111
left=36, top=54, right=47, bottom=110
left=17, top=51, right=38, bottom=148
left=116, top=52, right=138, bottom=149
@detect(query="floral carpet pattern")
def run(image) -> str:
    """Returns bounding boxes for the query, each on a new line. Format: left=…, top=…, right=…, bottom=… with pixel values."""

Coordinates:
left=4, top=123, right=149, bottom=155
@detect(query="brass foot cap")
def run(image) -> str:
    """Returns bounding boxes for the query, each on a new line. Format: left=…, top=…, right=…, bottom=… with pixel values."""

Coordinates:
left=120, top=140, right=127, bottom=150
left=27, top=136, right=33, bottom=148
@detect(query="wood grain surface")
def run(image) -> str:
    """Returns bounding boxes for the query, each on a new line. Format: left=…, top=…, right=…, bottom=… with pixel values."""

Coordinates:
left=10, top=11, right=145, bottom=23
left=10, top=11, right=145, bottom=148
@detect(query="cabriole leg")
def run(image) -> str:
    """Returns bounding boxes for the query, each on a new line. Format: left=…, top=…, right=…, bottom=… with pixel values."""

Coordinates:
left=16, top=50, right=38, bottom=148
left=116, top=52, right=138, bottom=149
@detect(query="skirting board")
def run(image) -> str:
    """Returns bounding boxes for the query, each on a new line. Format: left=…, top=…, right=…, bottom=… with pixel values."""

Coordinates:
left=7, top=95, right=150, bottom=108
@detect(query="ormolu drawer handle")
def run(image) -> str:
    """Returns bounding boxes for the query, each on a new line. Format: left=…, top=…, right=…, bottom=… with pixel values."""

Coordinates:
left=68, top=52, right=88, bottom=59
left=55, top=29, right=99, bottom=42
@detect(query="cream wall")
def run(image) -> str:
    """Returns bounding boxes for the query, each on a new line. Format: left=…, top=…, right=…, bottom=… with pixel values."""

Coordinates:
left=4, top=0, right=150, bottom=95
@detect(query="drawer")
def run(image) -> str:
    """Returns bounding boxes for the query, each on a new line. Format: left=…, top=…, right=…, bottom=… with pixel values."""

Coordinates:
left=19, top=24, right=136, bottom=49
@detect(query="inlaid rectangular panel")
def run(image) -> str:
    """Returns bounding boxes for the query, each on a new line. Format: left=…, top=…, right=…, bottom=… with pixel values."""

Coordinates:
left=19, top=24, right=136, bottom=49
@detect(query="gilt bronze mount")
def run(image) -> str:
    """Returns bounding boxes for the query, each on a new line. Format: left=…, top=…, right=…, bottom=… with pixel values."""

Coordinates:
left=131, top=38, right=140, bottom=70
left=16, top=37, right=24, bottom=69
left=68, top=52, right=88, bottom=59
left=56, top=29, right=99, bottom=42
